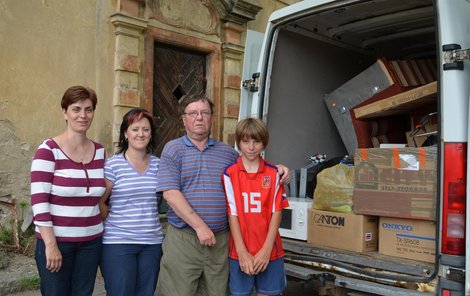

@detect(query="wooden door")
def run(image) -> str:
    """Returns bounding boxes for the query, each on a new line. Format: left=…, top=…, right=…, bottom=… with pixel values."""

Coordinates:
left=153, top=43, right=207, bottom=156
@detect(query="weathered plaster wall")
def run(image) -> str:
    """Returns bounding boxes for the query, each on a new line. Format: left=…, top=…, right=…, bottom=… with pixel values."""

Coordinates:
left=0, top=1, right=116, bottom=203
left=0, top=121, right=30, bottom=200
left=0, top=0, right=300, bottom=208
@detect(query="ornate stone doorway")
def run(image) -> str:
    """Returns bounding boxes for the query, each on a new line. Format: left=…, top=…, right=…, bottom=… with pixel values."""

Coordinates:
left=152, top=43, right=207, bottom=156
left=140, top=0, right=262, bottom=146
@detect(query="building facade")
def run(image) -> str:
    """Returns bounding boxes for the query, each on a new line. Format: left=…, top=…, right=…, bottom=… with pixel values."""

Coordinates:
left=0, top=0, right=298, bottom=210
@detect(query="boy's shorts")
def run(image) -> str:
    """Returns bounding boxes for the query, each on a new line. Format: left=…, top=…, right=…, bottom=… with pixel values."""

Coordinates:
left=229, top=257, right=287, bottom=296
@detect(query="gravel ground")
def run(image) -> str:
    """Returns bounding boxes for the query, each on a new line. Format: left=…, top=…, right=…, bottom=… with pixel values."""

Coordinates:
left=3, top=253, right=312, bottom=296
left=1, top=253, right=105, bottom=296
left=0, top=252, right=39, bottom=296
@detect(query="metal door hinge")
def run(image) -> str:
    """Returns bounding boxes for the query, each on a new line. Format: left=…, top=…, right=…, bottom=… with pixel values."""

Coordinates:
left=242, top=72, right=260, bottom=92
left=443, top=44, right=470, bottom=70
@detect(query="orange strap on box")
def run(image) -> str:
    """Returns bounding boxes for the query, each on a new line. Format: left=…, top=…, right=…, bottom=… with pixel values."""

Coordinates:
left=360, top=149, right=368, bottom=160
left=392, top=148, right=400, bottom=168
left=419, top=147, right=426, bottom=166
left=392, top=147, right=427, bottom=168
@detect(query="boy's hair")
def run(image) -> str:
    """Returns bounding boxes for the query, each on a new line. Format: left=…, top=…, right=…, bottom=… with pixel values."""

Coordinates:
left=235, top=117, right=269, bottom=147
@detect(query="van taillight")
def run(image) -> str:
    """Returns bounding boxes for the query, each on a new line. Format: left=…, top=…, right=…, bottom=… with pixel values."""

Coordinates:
left=442, top=143, right=467, bottom=255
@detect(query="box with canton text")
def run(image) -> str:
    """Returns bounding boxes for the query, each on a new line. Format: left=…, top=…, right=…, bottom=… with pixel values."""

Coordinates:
left=307, top=208, right=378, bottom=252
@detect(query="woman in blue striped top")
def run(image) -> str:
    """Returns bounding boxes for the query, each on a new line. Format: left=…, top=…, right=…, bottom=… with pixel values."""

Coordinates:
left=99, top=108, right=164, bottom=296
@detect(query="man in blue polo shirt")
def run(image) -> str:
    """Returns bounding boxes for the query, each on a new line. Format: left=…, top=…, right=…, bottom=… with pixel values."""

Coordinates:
left=156, top=94, right=289, bottom=296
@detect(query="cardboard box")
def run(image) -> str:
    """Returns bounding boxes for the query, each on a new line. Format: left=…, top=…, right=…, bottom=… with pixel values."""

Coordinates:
left=308, top=208, right=378, bottom=252
left=379, top=217, right=435, bottom=263
left=353, top=146, right=437, bottom=220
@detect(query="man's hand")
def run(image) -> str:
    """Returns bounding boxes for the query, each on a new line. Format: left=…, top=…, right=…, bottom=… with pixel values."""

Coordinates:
left=195, top=224, right=216, bottom=247
left=277, top=164, right=291, bottom=185
left=164, top=189, right=216, bottom=246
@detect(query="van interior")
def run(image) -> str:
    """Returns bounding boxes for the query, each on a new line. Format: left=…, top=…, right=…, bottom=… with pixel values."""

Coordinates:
left=264, top=0, right=436, bottom=169
left=262, top=0, right=439, bottom=289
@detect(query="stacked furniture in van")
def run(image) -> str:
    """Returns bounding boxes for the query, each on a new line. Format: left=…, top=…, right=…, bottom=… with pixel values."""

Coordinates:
left=307, top=58, right=438, bottom=264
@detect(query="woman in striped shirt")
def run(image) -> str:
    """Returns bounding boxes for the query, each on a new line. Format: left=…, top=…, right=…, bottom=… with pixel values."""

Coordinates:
left=99, top=108, right=164, bottom=296
left=30, top=85, right=106, bottom=296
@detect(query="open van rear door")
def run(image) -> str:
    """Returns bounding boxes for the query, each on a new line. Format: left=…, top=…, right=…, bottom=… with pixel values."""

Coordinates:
left=240, top=29, right=264, bottom=119
left=436, top=1, right=470, bottom=295
left=240, top=0, right=470, bottom=294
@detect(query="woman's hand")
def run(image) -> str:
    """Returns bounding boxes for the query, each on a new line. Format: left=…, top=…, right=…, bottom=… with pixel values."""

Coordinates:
left=99, top=179, right=113, bottom=221
left=38, top=227, right=62, bottom=273
left=99, top=202, right=109, bottom=221
left=45, top=243, right=62, bottom=272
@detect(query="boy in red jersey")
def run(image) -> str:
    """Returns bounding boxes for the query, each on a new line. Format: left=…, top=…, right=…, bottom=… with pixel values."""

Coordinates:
left=223, top=117, right=289, bottom=296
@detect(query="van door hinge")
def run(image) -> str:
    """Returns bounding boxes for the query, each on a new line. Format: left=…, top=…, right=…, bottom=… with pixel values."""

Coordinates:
left=242, top=72, right=260, bottom=92
left=443, top=44, right=470, bottom=71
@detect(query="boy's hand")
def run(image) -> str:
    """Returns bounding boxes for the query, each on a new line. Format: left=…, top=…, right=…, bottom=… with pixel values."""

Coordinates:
left=253, top=247, right=270, bottom=274
left=238, top=250, right=255, bottom=275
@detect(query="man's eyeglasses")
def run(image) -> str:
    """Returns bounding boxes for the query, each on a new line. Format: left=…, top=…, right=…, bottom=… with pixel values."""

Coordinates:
left=184, top=111, right=212, bottom=118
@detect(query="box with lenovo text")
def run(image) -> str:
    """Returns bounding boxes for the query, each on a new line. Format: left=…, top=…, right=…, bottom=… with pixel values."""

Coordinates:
left=307, top=208, right=378, bottom=252
left=353, top=146, right=437, bottom=220
left=379, top=217, right=435, bottom=263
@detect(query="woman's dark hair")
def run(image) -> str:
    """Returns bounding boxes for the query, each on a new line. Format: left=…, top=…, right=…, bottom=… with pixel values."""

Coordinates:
left=61, top=85, right=97, bottom=110
left=117, top=108, right=157, bottom=154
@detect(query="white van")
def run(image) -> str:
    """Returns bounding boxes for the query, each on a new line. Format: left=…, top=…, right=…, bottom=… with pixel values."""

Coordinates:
left=240, top=0, right=470, bottom=295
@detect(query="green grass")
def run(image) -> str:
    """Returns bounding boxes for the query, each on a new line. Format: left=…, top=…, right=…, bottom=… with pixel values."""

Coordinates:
left=18, top=275, right=40, bottom=290
left=0, top=226, right=14, bottom=246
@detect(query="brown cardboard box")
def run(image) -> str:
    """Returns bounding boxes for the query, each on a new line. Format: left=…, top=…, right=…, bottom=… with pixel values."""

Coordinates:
left=379, top=217, right=435, bottom=263
left=353, top=146, right=437, bottom=220
left=307, top=208, right=378, bottom=252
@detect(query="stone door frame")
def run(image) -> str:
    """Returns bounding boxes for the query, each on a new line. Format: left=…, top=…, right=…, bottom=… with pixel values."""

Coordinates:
left=110, top=0, right=262, bottom=147
left=144, top=28, right=223, bottom=139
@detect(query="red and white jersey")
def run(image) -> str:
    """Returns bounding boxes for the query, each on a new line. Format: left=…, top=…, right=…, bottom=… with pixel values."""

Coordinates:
left=223, top=157, right=289, bottom=260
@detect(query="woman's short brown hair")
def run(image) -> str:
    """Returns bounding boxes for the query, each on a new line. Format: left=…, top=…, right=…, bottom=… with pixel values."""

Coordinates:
left=61, top=85, right=98, bottom=110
